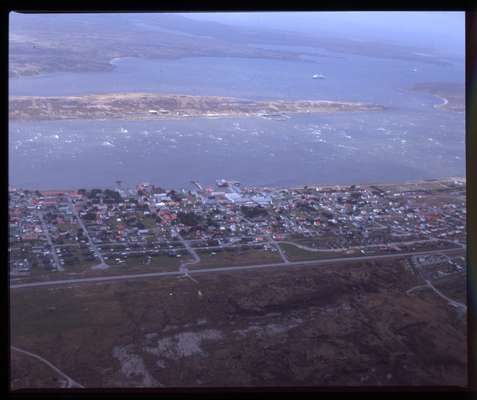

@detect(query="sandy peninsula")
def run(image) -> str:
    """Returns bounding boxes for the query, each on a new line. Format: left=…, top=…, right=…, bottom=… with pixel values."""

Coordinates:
left=9, top=92, right=386, bottom=121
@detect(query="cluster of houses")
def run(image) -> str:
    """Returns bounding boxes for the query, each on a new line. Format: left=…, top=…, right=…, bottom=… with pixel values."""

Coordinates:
left=9, top=178, right=466, bottom=276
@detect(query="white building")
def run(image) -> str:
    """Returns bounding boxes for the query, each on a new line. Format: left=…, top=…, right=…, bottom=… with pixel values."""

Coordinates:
left=225, top=193, right=247, bottom=204
left=251, top=195, right=272, bottom=206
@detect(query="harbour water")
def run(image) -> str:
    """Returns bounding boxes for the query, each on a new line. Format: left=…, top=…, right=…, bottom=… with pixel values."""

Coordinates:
left=9, top=47, right=465, bottom=189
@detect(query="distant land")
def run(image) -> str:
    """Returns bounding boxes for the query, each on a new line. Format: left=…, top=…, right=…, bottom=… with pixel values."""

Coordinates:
left=413, top=82, right=464, bottom=112
left=9, top=93, right=386, bottom=121
left=8, top=14, right=309, bottom=78
left=9, top=13, right=454, bottom=78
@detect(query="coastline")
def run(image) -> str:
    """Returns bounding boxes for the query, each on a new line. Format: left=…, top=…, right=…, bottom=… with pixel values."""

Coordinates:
left=411, top=82, right=464, bottom=112
left=9, top=92, right=385, bottom=121
left=8, top=110, right=375, bottom=123
left=433, top=95, right=449, bottom=109
left=8, top=176, right=465, bottom=192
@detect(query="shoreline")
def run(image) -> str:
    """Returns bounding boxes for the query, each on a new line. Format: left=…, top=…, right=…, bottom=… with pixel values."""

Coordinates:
left=8, top=110, right=374, bottom=123
left=411, top=83, right=464, bottom=112
left=433, top=95, right=449, bottom=108
left=9, top=92, right=386, bottom=121
left=8, top=176, right=466, bottom=192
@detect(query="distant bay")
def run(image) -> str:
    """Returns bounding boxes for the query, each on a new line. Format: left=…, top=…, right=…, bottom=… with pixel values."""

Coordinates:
left=9, top=51, right=465, bottom=189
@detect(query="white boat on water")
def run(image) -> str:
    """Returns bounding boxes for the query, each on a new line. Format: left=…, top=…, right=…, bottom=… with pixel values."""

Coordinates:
left=312, top=74, right=325, bottom=79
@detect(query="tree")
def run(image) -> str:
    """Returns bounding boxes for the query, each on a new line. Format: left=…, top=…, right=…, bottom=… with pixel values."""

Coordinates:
left=297, top=202, right=314, bottom=212
left=177, top=212, right=203, bottom=227
left=321, top=210, right=333, bottom=219
left=136, top=203, right=149, bottom=211
left=104, top=189, right=123, bottom=203
left=240, top=206, right=268, bottom=219
left=83, top=212, right=96, bottom=221
left=153, top=186, right=166, bottom=194
left=168, top=190, right=182, bottom=202
left=89, top=189, right=102, bottom=199
left=206, top=216, right=219, bottom=228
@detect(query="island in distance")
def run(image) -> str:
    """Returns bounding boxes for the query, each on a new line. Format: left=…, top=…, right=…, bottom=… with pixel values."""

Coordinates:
left=412, top=82, right=464, bottom=113
left=9, top=92, right=386, bottom=121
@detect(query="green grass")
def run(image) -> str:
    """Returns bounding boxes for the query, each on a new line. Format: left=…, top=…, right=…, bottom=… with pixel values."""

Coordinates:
left=279, top=243, right=355, bottom=262
left=140, top=215, right=158, bottom=229
left=104, top=254, right=181, bottom=273
left=11, top=287, right=99, bottom=338
left=194, top=248, right=283, bottom=269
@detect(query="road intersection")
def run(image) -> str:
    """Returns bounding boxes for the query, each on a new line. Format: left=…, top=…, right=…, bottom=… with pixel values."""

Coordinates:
left=10, top=246, right=464, bottom=290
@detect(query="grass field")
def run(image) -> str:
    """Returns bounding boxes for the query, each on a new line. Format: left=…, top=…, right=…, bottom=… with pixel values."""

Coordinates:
left=193, top=248, right=283, bottom=269
left=279, top=243, right=355, bottom=261
left=11, top=253, right=183, bottom=286
left=10, top=258, right=467, bottom=388
left=105, top=255, right=182, bottom=273
left=433, top=272, right=467, bottom=304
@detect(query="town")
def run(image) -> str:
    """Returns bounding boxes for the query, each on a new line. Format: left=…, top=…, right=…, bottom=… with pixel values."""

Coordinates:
left=9, top=177, right=466, bottom=285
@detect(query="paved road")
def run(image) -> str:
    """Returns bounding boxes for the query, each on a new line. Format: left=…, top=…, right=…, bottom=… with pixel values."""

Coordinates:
left=67, top=196, right=108, bottom=268
left=270, top=237, right=290, bottom=264
left=406, top=280, right=467, bottom=311
left=425, top=279, right=467, bottom=311
left=175, top=231, right=200, bottom=265
left=406, top=284, right=429, bottom=295
left=10, top=247, right=464, bottom=290
left=173, top=230, right=201, bottom=285
left=37, top=211, right=63, bottom=272
left=407, top=250, right=467, bottom=312
left=238, top=211, right=289, bottom=264
left=11, top=346, right=84, bottom=388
